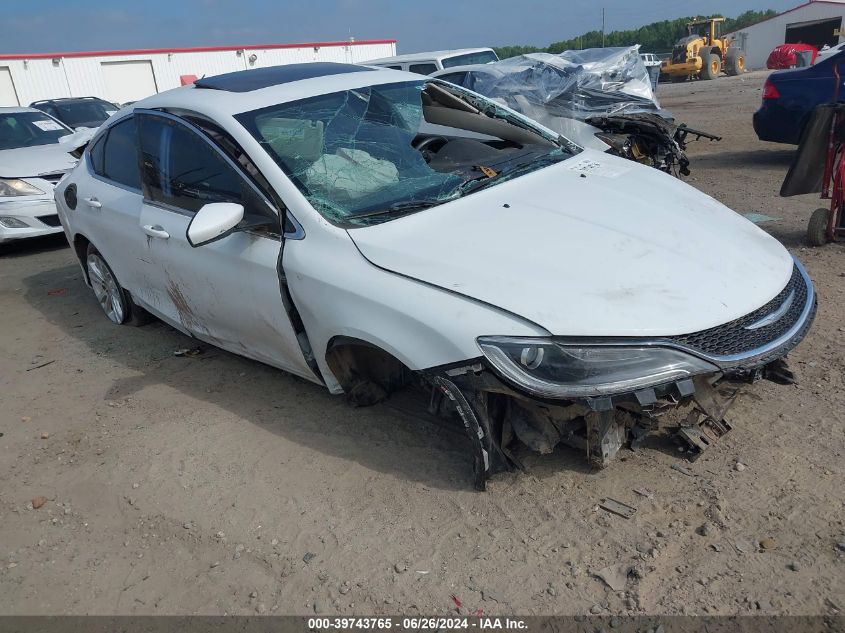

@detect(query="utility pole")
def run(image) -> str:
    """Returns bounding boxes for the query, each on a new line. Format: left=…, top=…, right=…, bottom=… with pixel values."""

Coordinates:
left=602, top=7, right=606, bottom=47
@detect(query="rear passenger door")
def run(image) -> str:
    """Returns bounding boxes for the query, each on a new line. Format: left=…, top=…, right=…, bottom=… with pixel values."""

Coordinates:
left=133, top=110, right=317, bottom=380
left=75, top=116, right=148, bottom=300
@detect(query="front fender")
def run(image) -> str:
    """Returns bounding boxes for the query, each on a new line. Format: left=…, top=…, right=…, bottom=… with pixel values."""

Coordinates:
left=283, top=226, right=547, bottom=393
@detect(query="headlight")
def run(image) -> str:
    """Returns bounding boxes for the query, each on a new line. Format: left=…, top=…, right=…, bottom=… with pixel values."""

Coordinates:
left=477, top=336, right=719, bottom=399
left=0, top=179, right=45, bottom=198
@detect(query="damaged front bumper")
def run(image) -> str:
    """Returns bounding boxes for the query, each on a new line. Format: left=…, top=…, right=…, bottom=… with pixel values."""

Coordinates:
left=428, top=258, right=817, bottom=490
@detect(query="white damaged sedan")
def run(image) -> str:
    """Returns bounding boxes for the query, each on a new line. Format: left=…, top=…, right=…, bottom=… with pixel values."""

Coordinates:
left=54, top=63, right=815, bottom=488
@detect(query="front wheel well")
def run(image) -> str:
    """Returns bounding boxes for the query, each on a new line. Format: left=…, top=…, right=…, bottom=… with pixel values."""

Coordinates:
left=325, top=337, right=411, bottom=400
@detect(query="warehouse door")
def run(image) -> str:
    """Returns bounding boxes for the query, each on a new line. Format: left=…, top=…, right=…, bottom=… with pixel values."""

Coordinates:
left=0, top=67, right=19, bottom=106
left=785, top=17, right=842, bottom=49
left=101, top=60, right=158, bottom=104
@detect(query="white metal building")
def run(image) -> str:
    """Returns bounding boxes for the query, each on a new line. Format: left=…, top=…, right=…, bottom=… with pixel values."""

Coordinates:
left=0, top=39, right=396, bottom=107
left=730, top=0, right=845, bottom=69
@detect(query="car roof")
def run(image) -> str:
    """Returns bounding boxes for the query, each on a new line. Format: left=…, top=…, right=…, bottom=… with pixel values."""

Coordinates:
left=0, top=106, right=46, bottom=114
left=194, top=62, right=376, bottom=92
left=31, top=97, right=109, bottom=105
left=129, top=64, right=421, bottom=119
left=366, top=48, right=495, bottom=65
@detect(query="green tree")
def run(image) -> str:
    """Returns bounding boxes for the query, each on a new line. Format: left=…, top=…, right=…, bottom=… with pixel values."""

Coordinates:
left=492, top=9, right=777, bottom=58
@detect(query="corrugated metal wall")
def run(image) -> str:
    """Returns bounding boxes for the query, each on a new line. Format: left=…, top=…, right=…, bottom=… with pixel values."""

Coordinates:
left=732, top=2, right=845, bottom=69
left=0, top=41, right=396, bottom=106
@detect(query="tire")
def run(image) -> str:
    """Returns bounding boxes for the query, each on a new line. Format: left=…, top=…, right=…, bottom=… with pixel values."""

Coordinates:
left=670, top=74, right=687, bottom=83
left=698, top=52, right=720, bottom=80
left=85, top=244, right=151, bottom=325
left=726, top=50, right=746, bottom=76
left=807, top=207, right=830, bottom=247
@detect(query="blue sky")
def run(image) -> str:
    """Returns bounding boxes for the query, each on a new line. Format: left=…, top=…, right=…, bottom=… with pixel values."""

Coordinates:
left=3, top=0, right=800, bottom=54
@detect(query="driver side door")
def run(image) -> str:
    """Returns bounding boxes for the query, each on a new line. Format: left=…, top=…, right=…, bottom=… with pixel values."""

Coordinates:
left=133, top=110, right=318, bottom=381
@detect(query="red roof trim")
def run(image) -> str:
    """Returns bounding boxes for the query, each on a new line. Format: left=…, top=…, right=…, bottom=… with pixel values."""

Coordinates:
left=0, top=39, right=397, bottom=61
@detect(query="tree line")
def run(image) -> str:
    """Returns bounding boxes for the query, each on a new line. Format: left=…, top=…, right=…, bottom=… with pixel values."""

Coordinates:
left=492, top=9, right=777, bottom=59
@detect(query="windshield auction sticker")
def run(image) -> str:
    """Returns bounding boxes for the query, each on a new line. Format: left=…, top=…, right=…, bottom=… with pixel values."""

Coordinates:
left=565, top=157, right=630, bottom=178
left=33, top=119, right=65, bottom=131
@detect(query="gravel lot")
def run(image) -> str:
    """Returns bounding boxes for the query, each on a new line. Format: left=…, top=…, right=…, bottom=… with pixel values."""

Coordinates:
left=1, top=70, right=843, bottom=617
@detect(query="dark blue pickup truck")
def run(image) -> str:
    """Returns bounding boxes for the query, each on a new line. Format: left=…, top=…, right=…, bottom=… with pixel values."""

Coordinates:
left=754, top=49, right=845, bottom=145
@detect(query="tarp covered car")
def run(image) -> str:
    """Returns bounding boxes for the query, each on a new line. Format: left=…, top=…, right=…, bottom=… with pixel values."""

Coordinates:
left=767, top=43, right=817, bottom=70
left=432, top=47, right=719, bottom=176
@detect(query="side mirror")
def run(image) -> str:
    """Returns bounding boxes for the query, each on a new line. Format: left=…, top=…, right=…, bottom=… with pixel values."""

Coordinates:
left=186, top=202, right=244, bottom=247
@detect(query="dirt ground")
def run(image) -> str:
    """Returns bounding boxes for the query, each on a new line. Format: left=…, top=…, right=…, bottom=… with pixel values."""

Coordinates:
left=1, top=70, right=843, bottom=617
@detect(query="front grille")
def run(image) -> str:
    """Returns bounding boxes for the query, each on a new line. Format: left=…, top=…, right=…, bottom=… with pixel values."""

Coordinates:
left=37, top=214, right=62, bottom=227
left=668, top=264, right=808, bottom=358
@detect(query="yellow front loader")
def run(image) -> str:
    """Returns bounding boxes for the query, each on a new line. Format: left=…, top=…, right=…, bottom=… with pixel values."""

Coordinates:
left=661, top=17, right=746, bottom=82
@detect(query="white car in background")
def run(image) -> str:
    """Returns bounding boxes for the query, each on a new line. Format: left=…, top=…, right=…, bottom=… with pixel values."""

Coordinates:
left=54, top=63, right=815, bottom=489
left=366, top=47, right=499, bottom=74
left=0, top=107, right=77, bottom=243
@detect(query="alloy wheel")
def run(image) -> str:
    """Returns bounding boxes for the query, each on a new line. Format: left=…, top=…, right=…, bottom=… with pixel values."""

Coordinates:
left=86, top=253, right=125, bottom=324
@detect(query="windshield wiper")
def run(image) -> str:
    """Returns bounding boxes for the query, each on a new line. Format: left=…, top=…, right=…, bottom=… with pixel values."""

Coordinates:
left=350, top=198, right=450, bottom=221
left=458, top=155, right=566, bottom=196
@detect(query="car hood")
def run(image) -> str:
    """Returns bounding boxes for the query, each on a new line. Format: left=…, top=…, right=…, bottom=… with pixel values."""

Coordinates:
left=0, top=142, right=77, bottom=178
left=348, top=150, right=794, bottom=336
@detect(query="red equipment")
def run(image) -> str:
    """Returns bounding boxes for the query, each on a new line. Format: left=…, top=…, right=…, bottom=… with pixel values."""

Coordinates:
left=766, top=43, right=817, bottom=69
left=780, top=88, right=845, bottom=245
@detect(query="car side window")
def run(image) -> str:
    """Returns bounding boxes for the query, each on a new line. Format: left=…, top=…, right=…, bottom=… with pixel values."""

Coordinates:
left=88, top=134, right=106, bottom=175
left=137, top=113, right=275, bottom=221
left=408, top=63, right=438, bottom=75
left=95, top=117, right=141, bottom=190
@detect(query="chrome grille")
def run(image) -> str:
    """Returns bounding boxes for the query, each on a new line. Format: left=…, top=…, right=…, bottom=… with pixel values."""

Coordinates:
left=668, top=264, right=808, bottom=357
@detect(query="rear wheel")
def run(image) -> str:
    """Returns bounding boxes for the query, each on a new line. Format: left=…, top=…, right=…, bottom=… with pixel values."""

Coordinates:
left=85, top=245, right=151, bottom=325
left=807, top=207, right=830, bottom=246
left=726, top=50, right=746, bottom=76
left=699, top=53, right=720, bottom=80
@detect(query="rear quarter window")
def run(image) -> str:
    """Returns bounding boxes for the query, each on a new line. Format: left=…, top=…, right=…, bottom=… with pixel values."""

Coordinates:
left=100, top=117, right=141, bottom=190
left=88, top=134, right=106, bottom=174
left=409, top=63, right=438, bottom=75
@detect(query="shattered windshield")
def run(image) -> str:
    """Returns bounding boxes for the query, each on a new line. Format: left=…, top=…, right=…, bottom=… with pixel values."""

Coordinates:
left=237, top=80, right=574, bottom=226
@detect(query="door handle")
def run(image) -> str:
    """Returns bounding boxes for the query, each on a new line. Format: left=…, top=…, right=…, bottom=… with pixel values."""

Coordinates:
left=84, top=197, right=101, bottom=209
left=142, top=224, right=170, bottom=239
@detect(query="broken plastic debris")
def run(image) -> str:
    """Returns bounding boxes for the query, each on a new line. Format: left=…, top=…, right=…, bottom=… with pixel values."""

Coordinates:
left=743, top=212, right=780, bottom=225
left=599, top=498, right=637, bottom=519
left=595, top=563, right=633, bottom=591
left=671, top=463, right=695, bottom=477
left=174, top=347, right=204, bottom=357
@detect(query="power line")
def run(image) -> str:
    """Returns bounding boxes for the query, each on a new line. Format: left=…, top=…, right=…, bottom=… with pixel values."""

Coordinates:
left=602, top=8, right=606, bottom=47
